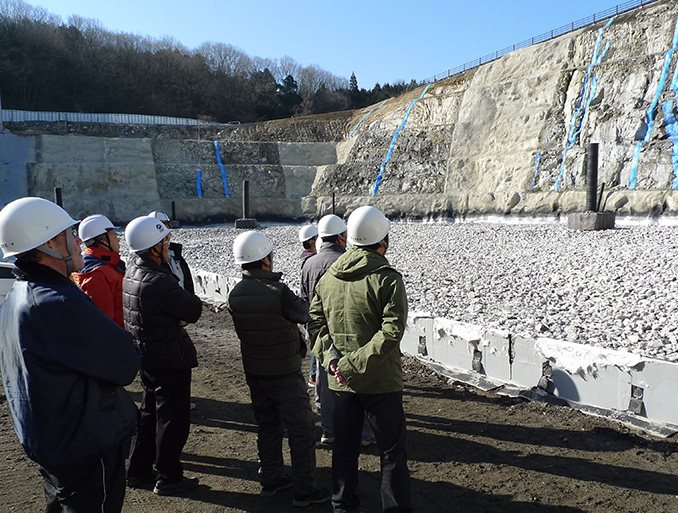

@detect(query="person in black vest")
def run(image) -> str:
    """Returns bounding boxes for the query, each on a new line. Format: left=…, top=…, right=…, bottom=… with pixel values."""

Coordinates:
left=227, top=230, right=330, bottom=508
left=122, top=216, right=202, bottom=496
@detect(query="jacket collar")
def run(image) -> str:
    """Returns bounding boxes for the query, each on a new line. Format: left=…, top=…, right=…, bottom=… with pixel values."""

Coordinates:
left=242, top=268, right=283, bottom=282
left=83, top=245, right=121, bottom=267
left=318, top=241, right=346, bottom=254
left=14, top=259, right=77, bottom=288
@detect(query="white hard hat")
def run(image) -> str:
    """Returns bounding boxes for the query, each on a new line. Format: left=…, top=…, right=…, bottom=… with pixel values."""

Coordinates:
left=318, top=214, right=346, bottom=237
left=148, top=210, right=171, bottom=222
left=0, top=197, right=77, bottom=257
left=125, top=216, right=170, bottom=254
left=347, top=206, right=390, bottom=246
left=78, top=214, right=115, bottom=242
left=233, top=231, right=274, bottom=264
left=298, top=224, right=318, bottom=242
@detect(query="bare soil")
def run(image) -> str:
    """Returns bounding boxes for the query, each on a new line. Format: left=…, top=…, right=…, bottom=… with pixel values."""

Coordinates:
left=2, top=306, right=678, bottom=513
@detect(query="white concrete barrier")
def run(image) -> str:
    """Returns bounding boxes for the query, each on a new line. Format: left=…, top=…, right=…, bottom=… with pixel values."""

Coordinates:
left=194, top=273, right=678, bottom=436
left=407, top=312, right=678, bottom=436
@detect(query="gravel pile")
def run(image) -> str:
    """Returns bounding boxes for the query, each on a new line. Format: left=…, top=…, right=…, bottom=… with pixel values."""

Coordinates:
left=156, top=221, right=678, bottom=363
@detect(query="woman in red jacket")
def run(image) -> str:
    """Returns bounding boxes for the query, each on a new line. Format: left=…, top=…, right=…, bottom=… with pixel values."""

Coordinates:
left=72, top=214, right=126, bottom=328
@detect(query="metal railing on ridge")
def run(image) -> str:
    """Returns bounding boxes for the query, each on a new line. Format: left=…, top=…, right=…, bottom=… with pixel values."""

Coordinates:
left=422, top=0, right=662, bottom=84
left=1, top=109, right=224, bottom=126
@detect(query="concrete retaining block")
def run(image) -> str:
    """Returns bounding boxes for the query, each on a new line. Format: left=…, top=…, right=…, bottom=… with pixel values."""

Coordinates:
left=402, top=317, right=678, bottom=434
left=193, top=270, right=239, bottom=307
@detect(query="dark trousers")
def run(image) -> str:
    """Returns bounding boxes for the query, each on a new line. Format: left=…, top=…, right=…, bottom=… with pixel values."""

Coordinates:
left=332, top=391, right=413, bottom=513
left=246, top=371, right=318, bottom=495
left=42, top=445, right=126, bottom=513
left=127, top=368, right=192, bottom=483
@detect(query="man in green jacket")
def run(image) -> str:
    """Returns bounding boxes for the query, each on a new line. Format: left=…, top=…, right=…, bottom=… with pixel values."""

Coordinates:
left=309, top=206, right=413, bottom=513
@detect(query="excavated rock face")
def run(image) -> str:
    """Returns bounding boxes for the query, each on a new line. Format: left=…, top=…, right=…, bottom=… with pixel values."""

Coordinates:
left=308, top=0, right=678, bottom=219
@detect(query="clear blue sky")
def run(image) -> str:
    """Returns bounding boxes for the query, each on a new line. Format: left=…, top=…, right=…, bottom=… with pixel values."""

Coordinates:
left=31, top=0, right=626, bottom=89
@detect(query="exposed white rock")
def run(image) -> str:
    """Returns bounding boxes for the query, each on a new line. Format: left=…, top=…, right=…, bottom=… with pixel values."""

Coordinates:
left=139, top=220, right=678, bottom=363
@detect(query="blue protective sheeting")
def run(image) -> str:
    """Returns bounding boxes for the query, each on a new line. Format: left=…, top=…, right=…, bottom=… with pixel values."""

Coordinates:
left=196, top=169, right=203, bottom=198
left=629, top=15, right=678, bottom=190
left=663, top=101, right=678, bottom=189
left=372, top=84, right=431, bottom=195
left=555, top=18, right=614, bottom=191
left=349, top=99, right=389, bottom=139
left=531, top=152, right=542, bottom=191
left=214, top=141, right=230, bottom=198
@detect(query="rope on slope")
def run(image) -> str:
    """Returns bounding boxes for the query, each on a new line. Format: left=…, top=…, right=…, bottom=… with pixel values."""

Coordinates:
left=372, top=84, right=431, bottom=196
left=554, top=17, right=614, bottom=192
left=629, top=15, right=678, bottom=190
left=349, top=99, right=389, bottom=139
left=214, top=141, right=230, bottom=198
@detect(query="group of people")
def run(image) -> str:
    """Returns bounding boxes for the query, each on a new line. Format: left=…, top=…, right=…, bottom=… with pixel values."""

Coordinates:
left=228, top=206, right=413, bottom=513
left=0, top=196, right=413, bottom=513
left=0, top=198, right=202, bottom=511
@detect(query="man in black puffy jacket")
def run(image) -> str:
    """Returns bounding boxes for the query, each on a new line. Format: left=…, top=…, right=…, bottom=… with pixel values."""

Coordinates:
left=122, top=216, right=203, bottom=496
left=228, top=230, right=330, bottom=508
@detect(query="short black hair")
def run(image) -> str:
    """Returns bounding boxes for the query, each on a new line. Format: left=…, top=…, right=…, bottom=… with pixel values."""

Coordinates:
left=321, top=234, right=340, bottom=244
left=242, top=260, right=263, bottom=270
left=359, top=233, right=388, bottom=251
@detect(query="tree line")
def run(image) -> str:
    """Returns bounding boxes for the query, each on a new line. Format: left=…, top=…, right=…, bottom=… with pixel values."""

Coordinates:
left=0, top=0, right=420, bottom=123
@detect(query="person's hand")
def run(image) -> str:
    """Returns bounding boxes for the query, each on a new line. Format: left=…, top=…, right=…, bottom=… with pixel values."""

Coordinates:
left=329, top=359, right=348, bottom=386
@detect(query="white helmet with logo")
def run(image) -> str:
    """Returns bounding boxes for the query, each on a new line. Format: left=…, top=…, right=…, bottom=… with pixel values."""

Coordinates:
left=298, top=224, right=318, bottom=243
left=0, top=197, right=77, bottom=257
left=233, top=231, right=274, bottom=264
left=318, top=214, right=347, bottom=237
left=148, top=210, right=171, bottom=222
left=78, top=214, right=115, bottom=243
left=125, top=216, right=170, bottom=254
left=347, top=206, right=390, bottom=246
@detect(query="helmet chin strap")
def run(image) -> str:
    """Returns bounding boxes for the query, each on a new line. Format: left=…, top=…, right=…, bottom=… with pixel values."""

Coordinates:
left=36, top=233, right=75, bottom=275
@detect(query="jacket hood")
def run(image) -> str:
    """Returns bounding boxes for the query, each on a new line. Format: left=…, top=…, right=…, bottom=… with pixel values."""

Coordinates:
left=328, top=247, right=391, bottom=281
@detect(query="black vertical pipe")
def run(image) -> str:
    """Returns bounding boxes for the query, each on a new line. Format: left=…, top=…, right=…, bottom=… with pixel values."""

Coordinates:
left=332, top=192, right=335, bottom=215
left=171, top=201, right=176, bottom=221
left=242, top=180, right=250, bottom=218
left=54, top=187, right=63, bottom=207
left=586, top=143, right=599, bottom=212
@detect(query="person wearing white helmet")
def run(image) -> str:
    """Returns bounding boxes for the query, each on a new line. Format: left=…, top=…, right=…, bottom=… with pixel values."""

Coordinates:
left=298, top=224, right=318, bottom=263
left=122, top=216, right=203, bottom=496
left=148, top=210, right=195, bottom=294
left=227, top=231, right=331, bottom=508
left=300, top=214, right=358, bottom=446
left=0, top=197, right=140, bottom=512
left=309, top=206, right=412, bottom=513
left=72, top=214, right=126, bottom=328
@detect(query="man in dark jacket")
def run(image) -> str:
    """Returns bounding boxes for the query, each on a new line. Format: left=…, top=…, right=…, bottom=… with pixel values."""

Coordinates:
left=228, top=230, right=330, bottom=508
left=148, top=210, right=195, bottom=293
left=0, top=197, right=140, bottom=513
left=122, top=216, right=203, bottom=496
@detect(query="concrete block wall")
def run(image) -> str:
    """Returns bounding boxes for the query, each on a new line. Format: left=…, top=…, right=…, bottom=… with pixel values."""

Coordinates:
left=196, top=272, right=678, bottom=434
left=408, top=313, right=678, bottom=434
left=0, top=131, right=337, bottom=224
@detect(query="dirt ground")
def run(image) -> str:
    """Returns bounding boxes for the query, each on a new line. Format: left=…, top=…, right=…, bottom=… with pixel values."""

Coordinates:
left=2, top=306, right=678, bottom=513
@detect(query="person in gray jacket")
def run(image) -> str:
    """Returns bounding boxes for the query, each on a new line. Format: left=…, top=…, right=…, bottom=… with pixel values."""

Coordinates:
left=228, top=230, right=330, bottom=508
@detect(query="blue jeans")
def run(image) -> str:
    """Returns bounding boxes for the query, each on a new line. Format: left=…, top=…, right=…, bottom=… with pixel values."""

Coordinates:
left=331, top=391, right=412, bottom=513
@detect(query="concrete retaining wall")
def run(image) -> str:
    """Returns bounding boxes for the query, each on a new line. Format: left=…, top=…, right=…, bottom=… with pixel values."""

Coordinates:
left=403, top=313, right=678, bottom=436
left=193, top=270, right=678, bottom=437
left=0, top=132, right=335, bottom=223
